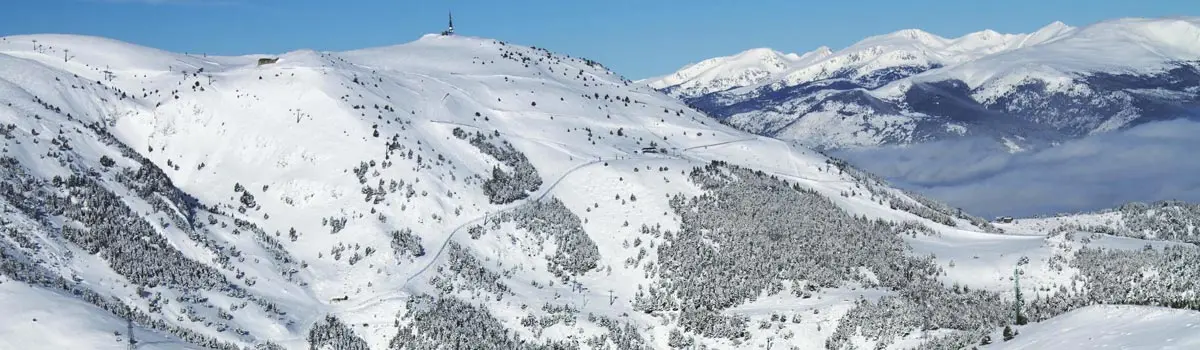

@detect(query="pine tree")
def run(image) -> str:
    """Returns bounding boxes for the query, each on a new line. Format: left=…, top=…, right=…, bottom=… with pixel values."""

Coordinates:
left=1003, top=325, right=1015, bottom=341
left=1014, top=268, right=1028, bottom=325
left=100, top=155, right=115, bottom=167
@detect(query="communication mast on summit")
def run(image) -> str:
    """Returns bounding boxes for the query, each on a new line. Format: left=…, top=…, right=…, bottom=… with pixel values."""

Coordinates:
left=441, top=11, right=455, bottom=36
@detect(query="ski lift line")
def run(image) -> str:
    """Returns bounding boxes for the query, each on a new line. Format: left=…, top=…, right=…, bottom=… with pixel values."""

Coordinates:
left=171, top=59, right=202, bottom=71
left=679, top=137, right=757, bottom=151
left=448, top=71, right=597, bottom=91
left=748, top=165, right=854, bottom=185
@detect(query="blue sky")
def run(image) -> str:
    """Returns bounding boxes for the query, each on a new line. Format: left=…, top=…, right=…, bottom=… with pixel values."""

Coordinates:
left=1, top=0, right=1195, bottom=78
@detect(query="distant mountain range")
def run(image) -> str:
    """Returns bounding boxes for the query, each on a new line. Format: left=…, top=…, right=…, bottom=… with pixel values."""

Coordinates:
left=645, top=17, right=1200, bottom=151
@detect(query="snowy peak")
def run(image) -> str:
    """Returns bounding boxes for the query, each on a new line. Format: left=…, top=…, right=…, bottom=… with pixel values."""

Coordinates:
left=1016, top=21, right=1076, bottom=47
left=855, top=28, right=946, bottom=47
left=647, top=46, right=825, bottom=98
left=650, top=17, right=1192, bottom=95
left=1040, top=20, right=1071, bottom=32
left=861, top=27, right=1026, bottom=54
left=909, top=17, right=1200, bottom=90
left=1034, top=20, right=1074, bottom=37
left=788, top=26, right=1046, bottom=82
left=649, top=23, right=1055, bottom=98
left=652, top=16, right=1200, bottom=150
left=1075, top=17, right=1200, bottom=58
left=644, top=45, right=847, bottom=99
left=804, top=45, right=834, bottom=59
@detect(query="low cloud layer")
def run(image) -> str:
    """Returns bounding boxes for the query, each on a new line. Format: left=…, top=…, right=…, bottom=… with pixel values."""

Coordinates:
left=833, top=119, right=1200, bottom=218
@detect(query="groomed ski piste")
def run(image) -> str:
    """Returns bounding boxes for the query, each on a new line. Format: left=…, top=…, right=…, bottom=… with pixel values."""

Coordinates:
left=0, top=32, right=1197, bottom=349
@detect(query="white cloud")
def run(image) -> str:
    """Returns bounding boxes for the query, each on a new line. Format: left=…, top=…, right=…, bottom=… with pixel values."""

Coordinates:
left=833, top=119, right=1200, bottom=218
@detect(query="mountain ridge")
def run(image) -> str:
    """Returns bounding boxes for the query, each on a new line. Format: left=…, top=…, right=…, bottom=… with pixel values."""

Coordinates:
left=647, top=17, right=1200, bottom=150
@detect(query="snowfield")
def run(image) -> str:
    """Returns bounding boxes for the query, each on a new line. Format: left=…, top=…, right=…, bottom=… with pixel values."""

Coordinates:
left=0, top=31, right=1197, bottom=350
left=0, top=279, right=203, bottom=350
left=984, top=305, right=1200, bottom=350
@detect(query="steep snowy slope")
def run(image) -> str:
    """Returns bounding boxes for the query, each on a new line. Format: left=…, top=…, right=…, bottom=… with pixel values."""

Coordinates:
left=650, top=17, right=1200, bottom=150
left=0, top=32, right=1198, bottom=350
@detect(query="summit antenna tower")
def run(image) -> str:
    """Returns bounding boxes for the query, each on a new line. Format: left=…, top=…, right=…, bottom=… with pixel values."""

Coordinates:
left=442, top=11, right=455, bottom=36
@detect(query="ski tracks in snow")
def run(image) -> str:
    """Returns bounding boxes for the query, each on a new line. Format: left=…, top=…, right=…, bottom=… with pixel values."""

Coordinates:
left=399, top=158, right=603, bottom=288
left=278, top=135, right=823, bottom=341
left=322, top=157, right=610, bottom=324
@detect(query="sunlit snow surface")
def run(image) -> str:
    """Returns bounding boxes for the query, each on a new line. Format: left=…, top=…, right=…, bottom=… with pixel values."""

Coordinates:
left=985, top=305, right=1200, bottom=350
left=0, top=32, right=1194, bottom=349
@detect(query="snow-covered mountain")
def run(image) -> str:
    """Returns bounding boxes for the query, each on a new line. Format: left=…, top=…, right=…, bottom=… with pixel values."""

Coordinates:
left=643, top=47, right=830, bottom=99
left=649, top=17, right=1200, bottom=150
left=1, top=32, right=1198, bottom=350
